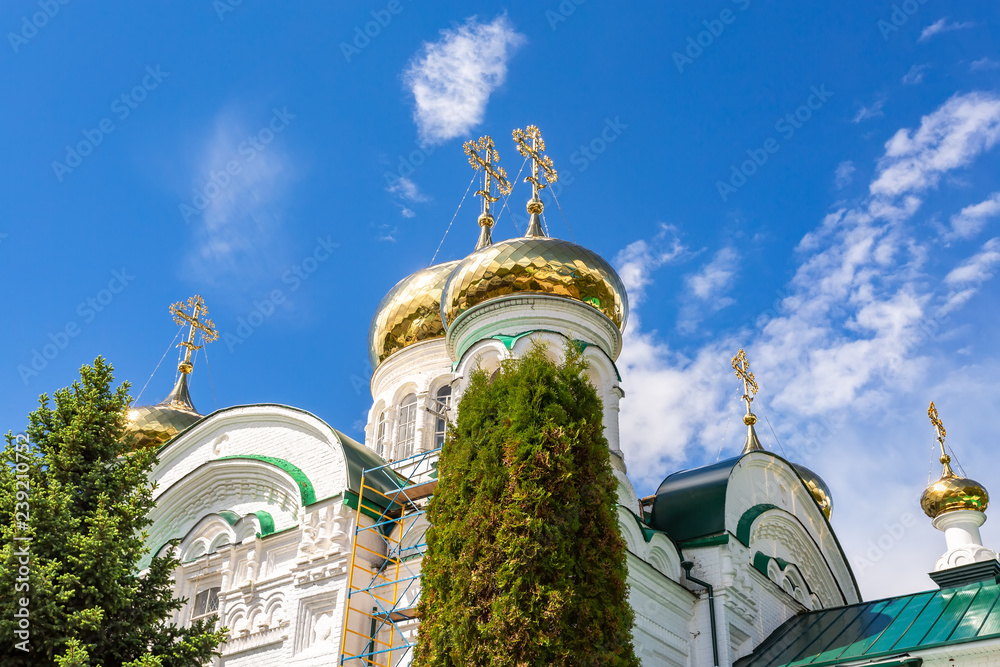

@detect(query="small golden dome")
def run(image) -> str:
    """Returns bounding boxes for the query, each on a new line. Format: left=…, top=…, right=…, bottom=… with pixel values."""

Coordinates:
left=440, top=236, right=628, bottom=330
left=921, top=472, right=989, bottom=519
left=369, top=260, right=461, bottom=367
left=125, top=404, right=201, bottom=449
left=124, top=374, right=202, bottom=449
left=792, top=463, right=833, bottom=519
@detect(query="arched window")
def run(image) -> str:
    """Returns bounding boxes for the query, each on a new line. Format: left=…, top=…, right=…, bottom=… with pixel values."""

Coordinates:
left=395, top=394, right=417, bottom=459
left=374, top=410, right=388, bottom=457
left=434, top=385, right=451, bottom=447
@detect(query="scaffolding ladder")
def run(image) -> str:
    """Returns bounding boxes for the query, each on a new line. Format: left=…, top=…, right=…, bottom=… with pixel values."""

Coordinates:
left=339, top=447, right=440, bottom=666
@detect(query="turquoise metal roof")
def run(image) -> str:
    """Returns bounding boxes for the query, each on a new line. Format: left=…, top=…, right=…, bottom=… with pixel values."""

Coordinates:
left=735, top=580, right=1000, bottom=666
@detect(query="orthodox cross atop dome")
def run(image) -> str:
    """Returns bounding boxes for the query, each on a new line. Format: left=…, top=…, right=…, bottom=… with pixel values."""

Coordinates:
left=920, top=400, right=990, bottom=522
left=463, top=135, right=511, bottom=250
left=160, top=295, right=218, bottom=411
left=513, top=124, right=558, bottom=237
left=927, top=401, right=955, bottom=478
left=170, top=295, right=219, bottom=375
left=732, top=348, right=764, bottom=453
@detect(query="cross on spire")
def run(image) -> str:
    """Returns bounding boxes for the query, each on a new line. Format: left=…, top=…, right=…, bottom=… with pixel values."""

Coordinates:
left=169, top=295, right=218, bottom=375
left=928, top=401, right=955, bottom=477
left=732, top=348, right=763, bottom=453
left=463, top=135, right=511, bottom=250
left=513, top=124, right=557, bottom=205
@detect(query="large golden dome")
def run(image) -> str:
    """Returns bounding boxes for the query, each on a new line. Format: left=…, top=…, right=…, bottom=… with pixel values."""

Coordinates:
left=921, top=472, right=989, bottom=519
left=440, top=236, right=628, bottom=330
left=124, top=374, right=202, bottom=449
left=369, top=260, right=461, bottom=367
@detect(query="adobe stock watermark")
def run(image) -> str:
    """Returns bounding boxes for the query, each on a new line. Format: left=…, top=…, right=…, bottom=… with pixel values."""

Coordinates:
left=716, top=84, right=833, bottom=202
left=51, top=66, right=169, bottom=182
left=178, top=107, right=295, bottom=224
left=383, top=141, right=437, bottom=197
left=545, top=0, right=586, bottom=31
left=350, top=362, right=374, bottom=396
left=222, top=236, right=339, bottom=351
left=877, top=0, right=930, bottom=41
left=541, top=116, right=628, bottom=202
left=17, top=269, right=134, bottom=384
left=213, top=0, right=245, bottom=21
left=852, top=512, right=917, bottom=577
left=11, top=432, right=32, bottom=652
left=340, top=0, right=411, bottom=63
left=672, top=0, right=752, bottom=73
left=7, top=0, right=71, bottom=55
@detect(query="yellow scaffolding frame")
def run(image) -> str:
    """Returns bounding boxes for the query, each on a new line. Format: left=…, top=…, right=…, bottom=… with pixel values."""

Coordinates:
left=339, top=447, right=440, bottom=666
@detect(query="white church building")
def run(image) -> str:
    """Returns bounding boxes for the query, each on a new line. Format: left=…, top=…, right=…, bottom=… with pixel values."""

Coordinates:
left=126, top=130, right=1000, bottom=666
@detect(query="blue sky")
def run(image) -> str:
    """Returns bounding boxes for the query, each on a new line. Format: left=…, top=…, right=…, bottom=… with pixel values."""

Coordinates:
left=2, top=1, right=998, bottom=599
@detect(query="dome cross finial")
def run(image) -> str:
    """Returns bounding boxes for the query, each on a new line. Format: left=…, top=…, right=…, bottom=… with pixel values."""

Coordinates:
left=733, top=348, right=763, bottom=453
left=169, top=295, right=219, bottom=375
left=463, top=135, right=511, bottom=250
left=513, top=124, right=558, bottom=237
left=928, top=400, right=955, bottom=477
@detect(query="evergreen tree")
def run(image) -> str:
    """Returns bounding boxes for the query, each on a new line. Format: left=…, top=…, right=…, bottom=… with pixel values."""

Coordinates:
left=0, top=357, right=227, bottom=667
left=414, top=345, right=639, bottom=667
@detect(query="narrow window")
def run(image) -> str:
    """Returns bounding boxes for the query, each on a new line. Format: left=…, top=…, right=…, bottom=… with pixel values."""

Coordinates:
left=374, top=410, right=388, bottom=457
left=396, top=394, right=417, bottom=459
left=193, top=586, right=221, bottom=618
left=434, top=385, right=452, bottom=447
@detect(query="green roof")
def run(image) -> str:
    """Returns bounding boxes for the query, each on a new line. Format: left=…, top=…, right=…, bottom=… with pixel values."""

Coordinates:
left=736, top=580, right=1000, bottom=666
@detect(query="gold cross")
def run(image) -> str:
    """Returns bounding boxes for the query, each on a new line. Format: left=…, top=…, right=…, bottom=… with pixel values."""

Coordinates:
left=169, top=295, right=218, bottom=374
left=732, top=348, right=758, bottom=405
left=463, top=135, right=511, bottom=212
left=513, top=125, right=558, bottom=202
left=928, top=401, right=946, bottom=441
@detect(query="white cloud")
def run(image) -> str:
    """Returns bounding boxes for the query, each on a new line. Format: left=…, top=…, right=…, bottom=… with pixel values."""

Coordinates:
left=614, top=224, right=685, bottom=306
left=852, top=97, right=886, bottom=123
left=870, top=92, right=1000, bottom=198
left=902, top=64, right=929, bottom=85
left=948, top=192, right=1000, bottom=239
left=835, top=160, right=856, bottom=188
left=971, top=57, right=1000, bottom=72
left=403, top=15, right=525, bottom=146
left=387, top=176, right=428, bottom=203
left=615, top=92, right=1000, bottom=597
left=945, top=238, right=1000, bottom=286
left=183, top=109, right=293, bottom=283
left=919, top=18, right=975, bottom=42
left=685, top=246, right=739, bottom=301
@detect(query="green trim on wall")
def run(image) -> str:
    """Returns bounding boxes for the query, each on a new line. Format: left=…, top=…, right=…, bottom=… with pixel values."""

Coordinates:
left=736, top=503, right=779, bottom=546
left=217, top=455, right=317, bottom=505
left=253, top=510, right=275, bottom=536
left=216, top=510, right=240, bottom=526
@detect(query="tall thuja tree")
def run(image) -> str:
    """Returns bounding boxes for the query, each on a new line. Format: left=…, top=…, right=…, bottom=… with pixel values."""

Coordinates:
left=414, top=345, right=639, bottom=667
left=0, top=357, right=226, bottom=667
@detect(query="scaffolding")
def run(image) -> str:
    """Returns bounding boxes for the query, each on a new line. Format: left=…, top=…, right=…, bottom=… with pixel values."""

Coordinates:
left=339, top=447, right=440, bottom=666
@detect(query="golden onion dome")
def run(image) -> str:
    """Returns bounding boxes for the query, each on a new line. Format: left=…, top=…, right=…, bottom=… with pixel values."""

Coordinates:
left=124, top=374, right=202, bottom=449
left=369, top=260, right=461, bottom=367
left=792, top=463, right=833, bottom=519
left=920, top=469, right=989, bottom=519
left=440, top=236, right=628, bottom=330
left=920, top=402, right=989, bottom=519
